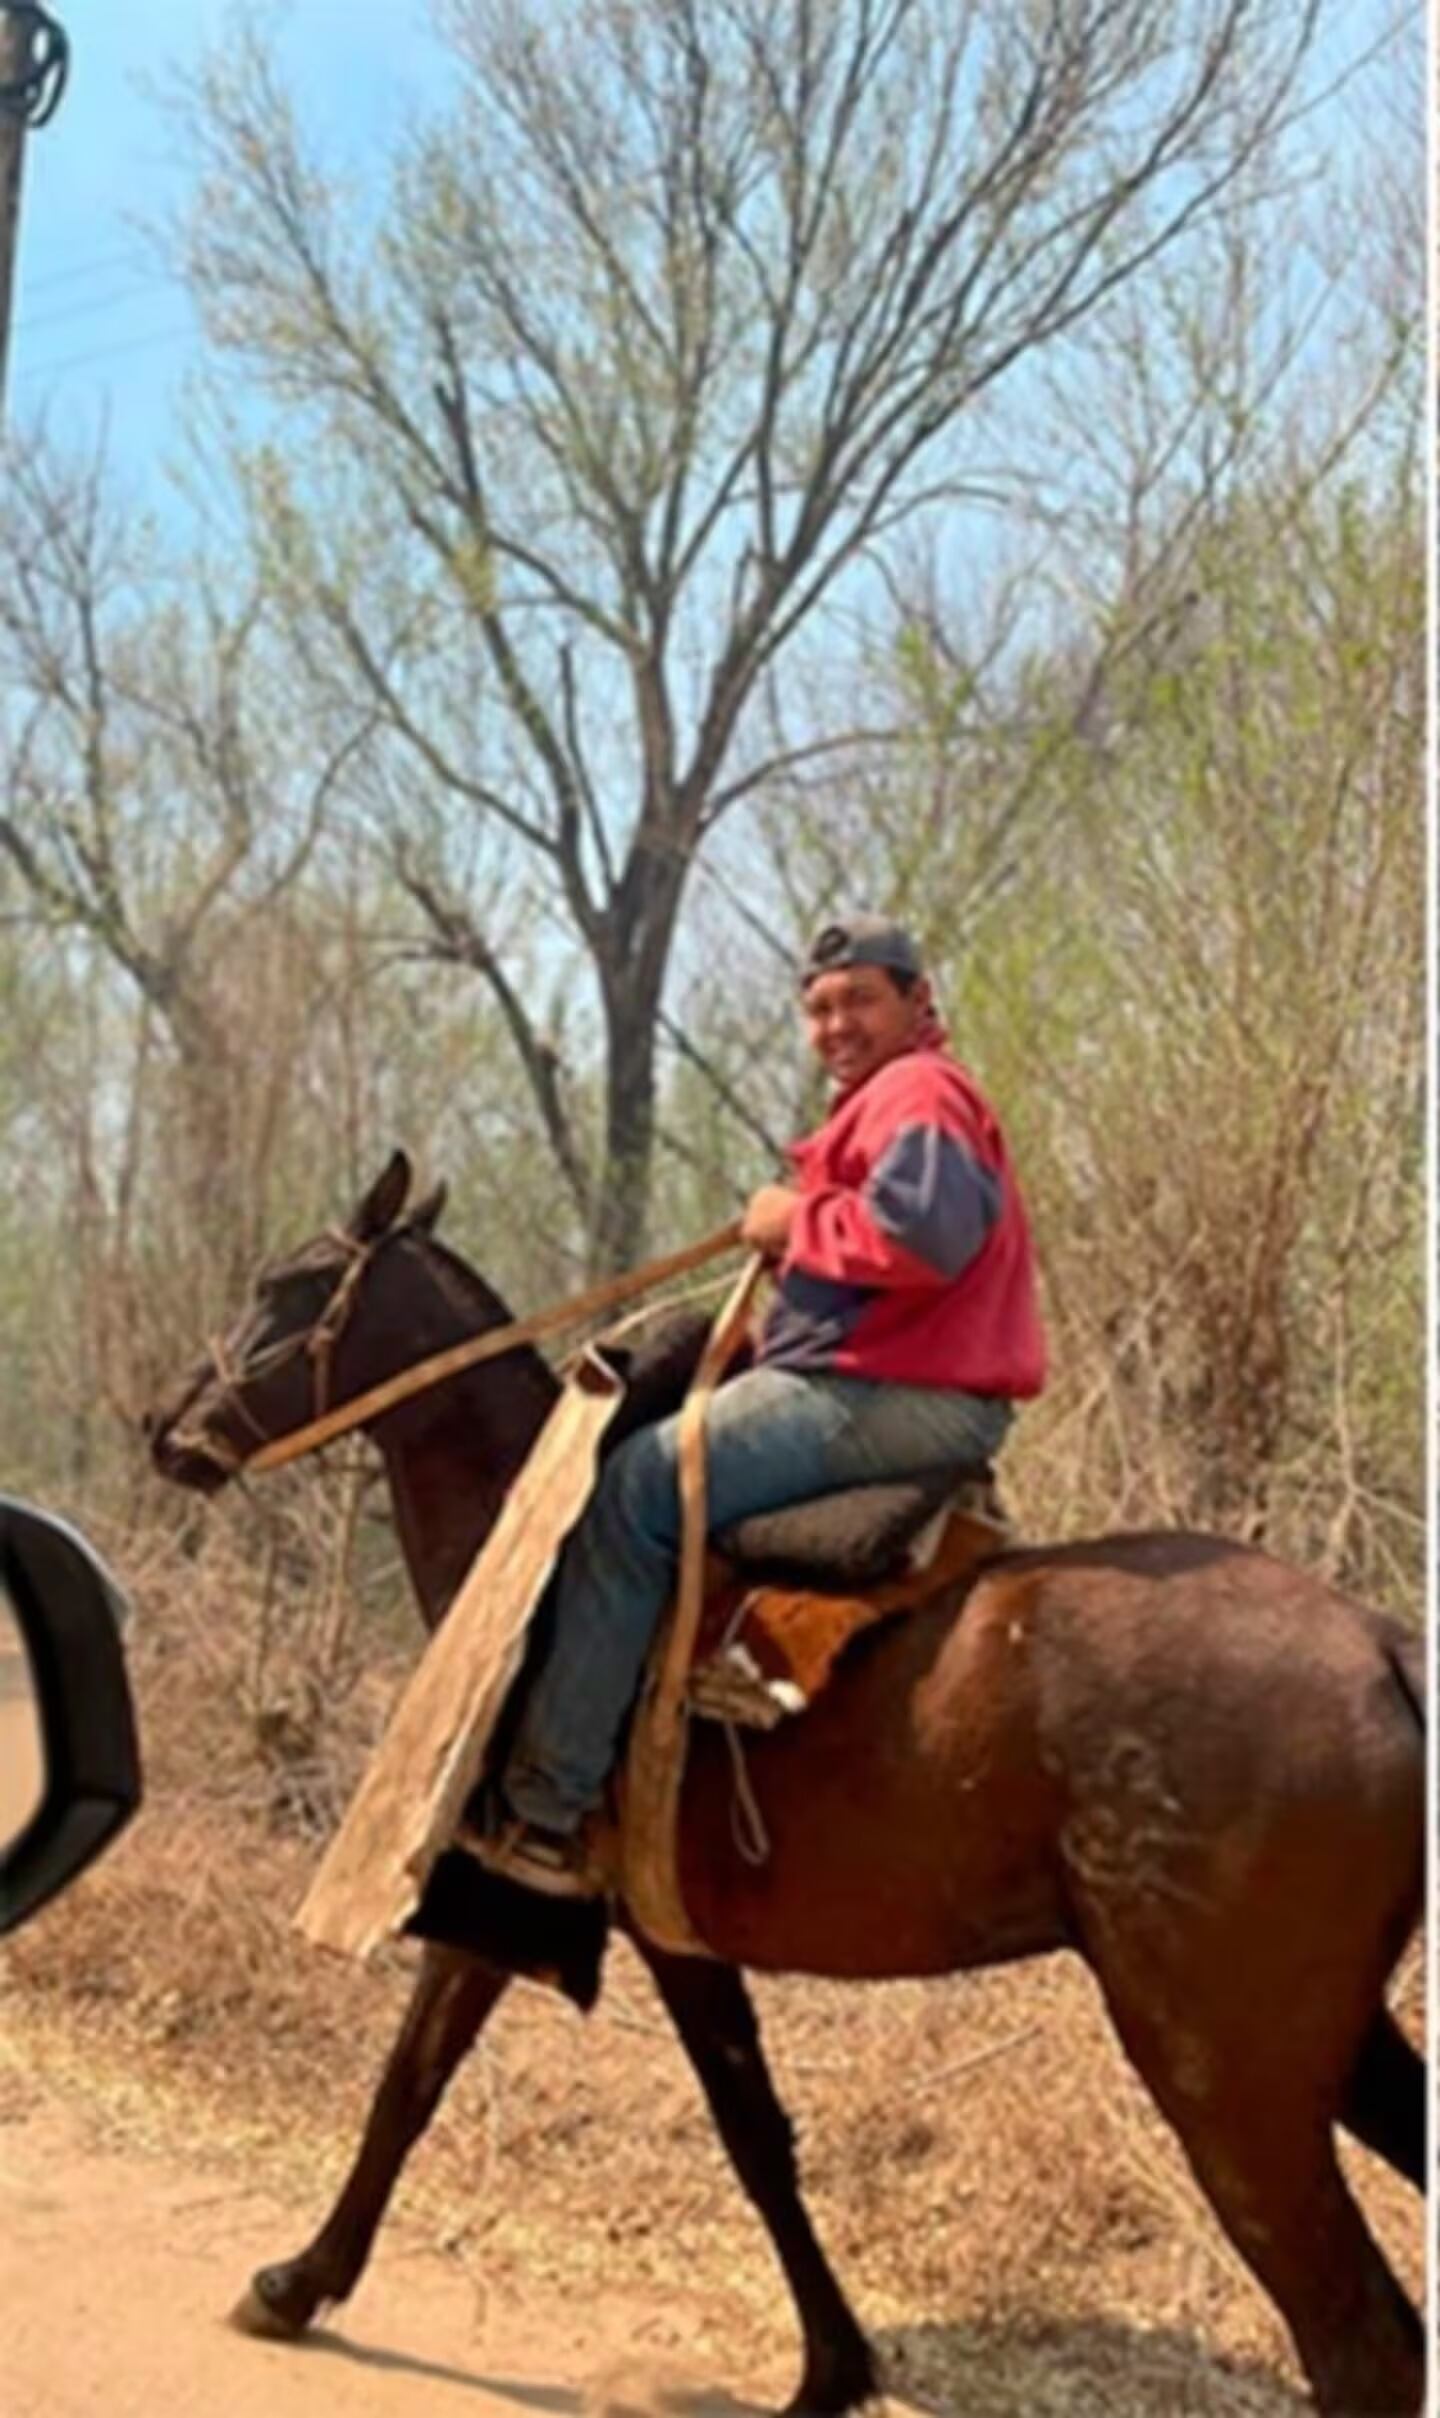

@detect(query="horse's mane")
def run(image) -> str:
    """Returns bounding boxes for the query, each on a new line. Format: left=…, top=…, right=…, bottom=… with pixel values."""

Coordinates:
left=392, top=1219, right=559, bottom=1402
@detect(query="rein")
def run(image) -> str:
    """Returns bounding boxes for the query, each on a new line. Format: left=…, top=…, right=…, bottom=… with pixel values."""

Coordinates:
left=193, top=1219, right=746, bottom=1478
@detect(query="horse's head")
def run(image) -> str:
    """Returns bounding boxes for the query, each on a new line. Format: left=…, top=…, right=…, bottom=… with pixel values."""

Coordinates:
left=146, top=1151, right=448, bottom=1492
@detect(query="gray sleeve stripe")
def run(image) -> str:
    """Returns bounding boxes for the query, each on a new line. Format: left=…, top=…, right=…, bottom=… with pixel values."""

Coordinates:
left=760, top=1269, right=877, bottom=1370
left=866, top=1123, right=1001, bottom=1278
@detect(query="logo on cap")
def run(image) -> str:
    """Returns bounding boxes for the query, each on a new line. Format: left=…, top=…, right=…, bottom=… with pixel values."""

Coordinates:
left=801, top=913, right=922, bottom=983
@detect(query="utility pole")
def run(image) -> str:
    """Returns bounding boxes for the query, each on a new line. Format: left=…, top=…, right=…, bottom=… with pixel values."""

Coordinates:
left=0, top=1, right=69, bottom=417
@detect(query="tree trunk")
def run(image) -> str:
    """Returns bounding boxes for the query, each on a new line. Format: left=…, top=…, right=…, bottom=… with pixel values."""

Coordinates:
left=593, top=987, right=658, bottom=1275
left=590, top=835, right=689, bottom=1273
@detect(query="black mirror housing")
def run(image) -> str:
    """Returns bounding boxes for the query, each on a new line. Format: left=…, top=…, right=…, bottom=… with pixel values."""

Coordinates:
left=0, top=1498, right=142, bottom=1934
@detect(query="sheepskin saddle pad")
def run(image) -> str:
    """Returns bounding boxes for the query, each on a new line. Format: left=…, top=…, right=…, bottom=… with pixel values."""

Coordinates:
left=594, top=1306, right=1013, bottom=1728
left=690, top=1474, right=1012, bottom=1730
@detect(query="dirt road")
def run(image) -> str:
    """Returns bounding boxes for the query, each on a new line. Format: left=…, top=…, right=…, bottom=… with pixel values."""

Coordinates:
left=0, top=2072, right=792, bottom=2418
left=1, top=1642, right=43, bottom=1837
left=0, top=1667, right=844, bottom=2416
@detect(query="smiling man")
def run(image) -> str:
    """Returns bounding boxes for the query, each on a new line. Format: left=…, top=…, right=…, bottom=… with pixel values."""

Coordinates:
left=745, top=916, right=1044, bottom=1393
left=480, top=912, right=1046, bottom=1896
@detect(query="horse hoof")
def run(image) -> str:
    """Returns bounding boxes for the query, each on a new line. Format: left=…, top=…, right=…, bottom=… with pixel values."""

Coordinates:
left=783, top=2360, right=880, bottom=2416
left=230, top=2267, right=318, bottom=2341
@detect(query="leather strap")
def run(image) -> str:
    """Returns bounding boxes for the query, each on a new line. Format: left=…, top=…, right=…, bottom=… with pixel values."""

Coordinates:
left=620, top=1250, right=769, bottom=1953
left=244, top=1219, right=745, bottom=1473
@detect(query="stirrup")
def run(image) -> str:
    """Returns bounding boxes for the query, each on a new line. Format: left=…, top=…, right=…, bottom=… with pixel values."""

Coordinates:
left=455, top=1815, right=604, bottom=1901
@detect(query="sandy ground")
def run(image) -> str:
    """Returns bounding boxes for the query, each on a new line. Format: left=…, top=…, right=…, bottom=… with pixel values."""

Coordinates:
left=0, top=2068, right=834, bottom=2418
left=0, top=1643, right=1419, bottom=2418
left=0, top=1685, right=796, bottom=2418
left=0, top=1640, right=43, bottom=1838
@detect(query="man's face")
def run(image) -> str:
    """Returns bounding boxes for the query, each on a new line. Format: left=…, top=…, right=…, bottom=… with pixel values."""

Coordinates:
left=802, top=964, right=926, bottom=1090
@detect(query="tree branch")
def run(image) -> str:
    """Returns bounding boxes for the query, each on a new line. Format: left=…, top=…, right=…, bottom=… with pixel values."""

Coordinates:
left=391, top=850, right=596, bottom=1222
left=657, top=1005, right=791, bottom=1161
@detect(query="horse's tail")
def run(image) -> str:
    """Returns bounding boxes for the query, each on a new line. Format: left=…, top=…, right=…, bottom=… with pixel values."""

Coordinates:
left=1378, top=1616, right=1426, bottom=1734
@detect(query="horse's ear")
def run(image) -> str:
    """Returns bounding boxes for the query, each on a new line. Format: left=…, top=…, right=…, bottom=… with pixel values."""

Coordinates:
left=408, top=1179, right=448, bottom=1235
left=349, top=1151, right=411, bottom=1241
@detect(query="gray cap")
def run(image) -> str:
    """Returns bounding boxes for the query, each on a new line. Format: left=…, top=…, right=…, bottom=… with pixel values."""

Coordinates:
left=801, top=912, right=923, bottom=986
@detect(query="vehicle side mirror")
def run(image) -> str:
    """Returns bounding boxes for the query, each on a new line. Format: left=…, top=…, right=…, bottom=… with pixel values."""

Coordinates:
left=0, top=1498, right=141, bottom=1935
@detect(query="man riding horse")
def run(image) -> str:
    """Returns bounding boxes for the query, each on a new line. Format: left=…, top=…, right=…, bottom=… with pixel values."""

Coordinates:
left=477, top=912, right=1047, bottom=1896
left=144, top=963, right=1424, bottom=2415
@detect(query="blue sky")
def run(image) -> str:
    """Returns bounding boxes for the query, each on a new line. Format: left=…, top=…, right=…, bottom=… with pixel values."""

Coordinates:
left=10, top=2, right=450, bottom=473
left=9, top=0, right=1416, bottom=528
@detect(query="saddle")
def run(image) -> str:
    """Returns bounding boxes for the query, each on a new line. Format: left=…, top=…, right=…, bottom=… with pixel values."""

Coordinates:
left=689, top=1468, right=1011, bottom=1728
left=598, top=1306, right=1012, bottom=1733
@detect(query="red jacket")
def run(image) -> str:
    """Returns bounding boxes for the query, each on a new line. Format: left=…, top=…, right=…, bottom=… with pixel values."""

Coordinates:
left=757, top=1038, right=1046, bottom=1397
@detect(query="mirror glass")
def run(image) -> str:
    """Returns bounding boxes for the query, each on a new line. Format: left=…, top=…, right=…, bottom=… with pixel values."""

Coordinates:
left=0, top=1593, right=46, bottom=1855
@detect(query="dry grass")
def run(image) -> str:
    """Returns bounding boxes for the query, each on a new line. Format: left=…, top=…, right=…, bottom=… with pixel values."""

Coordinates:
left=1, top=1526, right=1424, bottom=2417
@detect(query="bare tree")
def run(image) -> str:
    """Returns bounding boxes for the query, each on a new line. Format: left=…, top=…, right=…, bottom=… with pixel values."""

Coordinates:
left=0, top=437, right=361, bottom=1287
left=179, top=0, right=1319, bottom=1266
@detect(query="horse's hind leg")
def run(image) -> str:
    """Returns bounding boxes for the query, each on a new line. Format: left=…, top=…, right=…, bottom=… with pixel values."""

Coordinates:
left=637, top=1944, right=876, bottom=2417
left=1097, top=1980, right=1423, bottom=2416
left=1342, top=2005, right=1426, bottom=2191
left=236, top=1946, right=509, bottom=2338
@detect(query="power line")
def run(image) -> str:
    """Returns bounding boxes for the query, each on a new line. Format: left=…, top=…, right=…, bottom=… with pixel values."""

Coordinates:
left=12, top=317, right=195, bottom=386
left=21, top=275, right=169, bottom=333
left=24, top=246, right=147, bottom=294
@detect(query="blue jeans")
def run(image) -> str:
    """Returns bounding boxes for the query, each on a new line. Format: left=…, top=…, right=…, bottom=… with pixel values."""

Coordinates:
left=501, top=1366, right=1012, bottom=1832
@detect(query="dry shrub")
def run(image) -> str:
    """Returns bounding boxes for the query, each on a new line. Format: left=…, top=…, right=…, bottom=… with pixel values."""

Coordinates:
left=114, top=1472, right=404, bottom=1825
left=4, top=1498, right=407, bottom=2067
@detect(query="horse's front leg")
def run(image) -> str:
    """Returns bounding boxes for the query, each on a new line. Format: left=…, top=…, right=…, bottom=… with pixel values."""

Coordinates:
left=235, top=1945, right=509, bottom=2338
left=637, top=1943, right=877, bottom=2417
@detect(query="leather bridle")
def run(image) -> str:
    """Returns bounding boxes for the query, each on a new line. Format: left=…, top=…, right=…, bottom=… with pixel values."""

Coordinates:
left=162, top=1217, right=747, bottom=1481
left=174, top=1227, right=380, bottom=1473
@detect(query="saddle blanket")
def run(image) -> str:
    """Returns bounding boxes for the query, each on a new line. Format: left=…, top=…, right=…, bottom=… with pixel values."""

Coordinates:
left=687, top=1485, right=1012, bottom=1731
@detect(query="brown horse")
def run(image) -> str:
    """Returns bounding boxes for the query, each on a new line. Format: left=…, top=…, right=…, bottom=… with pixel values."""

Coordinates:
left=145, top=1153, right=1426, bottom=2415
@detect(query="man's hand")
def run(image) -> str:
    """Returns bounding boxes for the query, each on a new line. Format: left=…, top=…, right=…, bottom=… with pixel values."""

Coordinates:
left=741, top=1183, right=800, bottom=1260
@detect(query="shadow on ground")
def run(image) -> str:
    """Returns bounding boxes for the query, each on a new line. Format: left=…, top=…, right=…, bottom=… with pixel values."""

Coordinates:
left=875, top=2316, right=1306, bottom=2417
left=299, top=2324, right=770, bottom=2417
left=271, top=2309, right=1307, bottom=2418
